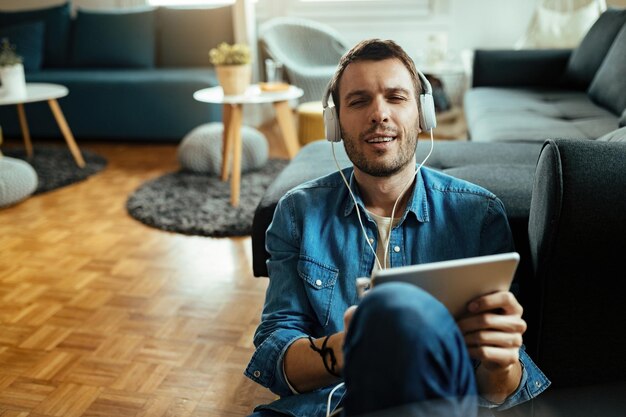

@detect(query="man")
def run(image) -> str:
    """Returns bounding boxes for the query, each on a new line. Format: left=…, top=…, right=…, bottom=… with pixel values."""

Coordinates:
left=245, top=39, right=549, bottom=417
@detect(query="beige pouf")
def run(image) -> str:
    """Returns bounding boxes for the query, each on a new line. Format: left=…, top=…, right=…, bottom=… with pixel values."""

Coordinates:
left=297, top=101, right=325, bottom=145
left=178, top=122, right=269, bottom=176
left=0, top=156, right=38, bottom=208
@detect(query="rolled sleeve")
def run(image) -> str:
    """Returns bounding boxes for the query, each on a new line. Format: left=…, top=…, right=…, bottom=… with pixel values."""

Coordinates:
left=478, top=346, right=551, bottom=411
left=245, top=328, right=308, bottom=397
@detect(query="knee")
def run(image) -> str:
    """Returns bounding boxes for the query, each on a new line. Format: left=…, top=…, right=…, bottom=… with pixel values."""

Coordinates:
left=354, top=282, right=455, bottom=340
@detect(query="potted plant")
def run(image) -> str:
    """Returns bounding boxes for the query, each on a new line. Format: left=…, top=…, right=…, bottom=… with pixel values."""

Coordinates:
left=0, top=38, right=26, bottom=98
left=209, top=42, right=252, bottom=96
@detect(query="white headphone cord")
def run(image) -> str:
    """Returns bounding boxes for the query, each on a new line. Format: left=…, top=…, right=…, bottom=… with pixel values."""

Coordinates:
left=326, top=381, right=345, bottom=417
left=331, top=129, right=434, bottom=271
left=325, top=131, right=433, bottom=417
left=383, top=128, right=434, bottom=268
left=332, top=143, right=384, bottom=270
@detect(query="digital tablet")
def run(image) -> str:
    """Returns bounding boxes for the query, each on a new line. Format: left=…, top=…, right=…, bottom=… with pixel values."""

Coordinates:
left=370, top=252, right=520, bottom=318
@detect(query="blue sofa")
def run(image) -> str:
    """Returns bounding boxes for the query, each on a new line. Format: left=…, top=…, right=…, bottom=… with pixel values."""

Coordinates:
left=0, top=3, right=235, bottom=142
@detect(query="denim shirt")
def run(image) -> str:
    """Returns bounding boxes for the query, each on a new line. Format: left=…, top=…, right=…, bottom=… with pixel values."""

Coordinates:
left=245, top=166, right=550, bottom=417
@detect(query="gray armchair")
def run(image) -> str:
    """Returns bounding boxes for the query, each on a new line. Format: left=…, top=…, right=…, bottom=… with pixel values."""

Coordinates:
left=258, top=17, right=348, bottom=103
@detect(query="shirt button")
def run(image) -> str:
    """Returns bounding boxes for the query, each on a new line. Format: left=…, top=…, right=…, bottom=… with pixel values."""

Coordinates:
left=315, top=279, right=322, bottom=286
left=253, top=370, right=261, bottom=378
left=368, top=237, right=374, bottom=244
left=535, top=381, right=542, bottom=388
left=393, top=246, right=401, bottom=253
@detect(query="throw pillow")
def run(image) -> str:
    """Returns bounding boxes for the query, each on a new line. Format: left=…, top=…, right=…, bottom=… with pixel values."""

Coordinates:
left=588, top=23, right=626, bottom=116
left=157, top=6, right=234, bottom=67
left=0, top=21, right=45, bottom=72
left=597, top=126, right=626, bottom=143
left=71, top=8, right=156, bottom=68
left=563, top=8, right=626, bottom=89
left=0, top=2, right=71, bottom=68
left=516, top=2, right=602, bottom=49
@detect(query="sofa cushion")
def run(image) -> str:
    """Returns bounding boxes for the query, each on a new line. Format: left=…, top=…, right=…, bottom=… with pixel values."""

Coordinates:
left=157, top=6, right=234, bottom=67
left=71, top=8, right=156, bottom=68
left=563, top=8, right=626, bottom=89
left=12, top=68, right=220, bottom=140
left=0, top=21, right=45, bottom=72
left=464, top=88, right=618, bottom=142
left=588, top=23, right=626, bottom=116
left=0, top=2, right=71, bottom=67
left=597, top=126, right=626, bottom=142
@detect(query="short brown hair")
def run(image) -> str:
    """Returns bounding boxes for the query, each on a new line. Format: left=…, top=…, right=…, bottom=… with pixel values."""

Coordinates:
left=328, top=39, right=422, bottom=113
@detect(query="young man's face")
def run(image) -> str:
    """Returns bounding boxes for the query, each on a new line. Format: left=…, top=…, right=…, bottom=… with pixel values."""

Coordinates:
left=338, top=58, right=421, bottom=178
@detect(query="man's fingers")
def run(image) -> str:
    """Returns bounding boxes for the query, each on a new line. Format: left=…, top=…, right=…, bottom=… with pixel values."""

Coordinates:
left=458, top=313, right=527, bottom=336
left=464, top=330, right=523, bottom=349
left=343, top=305, right=357, bottom=331
left=466, top=345, right=520, bottom=368
left=468, top=291, right=523, bottom=316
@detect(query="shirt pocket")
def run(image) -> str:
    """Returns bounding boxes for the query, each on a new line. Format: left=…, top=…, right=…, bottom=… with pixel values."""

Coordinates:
left=297, top=256, right=339, bottom=327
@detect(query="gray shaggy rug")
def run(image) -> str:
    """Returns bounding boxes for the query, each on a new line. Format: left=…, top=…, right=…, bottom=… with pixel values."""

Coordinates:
left=126, top=159, right=288, bottom=237
left=3, top=146, right=107, bottom=194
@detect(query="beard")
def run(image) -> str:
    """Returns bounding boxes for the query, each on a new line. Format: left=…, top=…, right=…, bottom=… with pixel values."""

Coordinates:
left=341, top=121, right=419, bottom=177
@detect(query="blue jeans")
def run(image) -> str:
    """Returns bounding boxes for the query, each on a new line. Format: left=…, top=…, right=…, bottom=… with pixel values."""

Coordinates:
left=249, top=282, right=477, bottom=417
left=342, top=282, right=477, bottom=416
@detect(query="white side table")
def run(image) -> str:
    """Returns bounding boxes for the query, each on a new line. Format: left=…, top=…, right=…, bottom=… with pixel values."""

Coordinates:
left=0, top=83, right=85, bottom=167
left=421, top=62, right=468, bottom=107
left=194, top=84, right=304, bottom=206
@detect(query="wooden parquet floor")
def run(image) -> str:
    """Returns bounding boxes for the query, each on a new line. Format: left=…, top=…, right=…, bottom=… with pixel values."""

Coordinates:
left=0, top=140, right=278, bottom=417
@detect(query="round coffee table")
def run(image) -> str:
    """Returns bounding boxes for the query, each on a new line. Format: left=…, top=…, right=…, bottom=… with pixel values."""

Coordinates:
left=194, top=84, right=303, bottom=206
left=0, top=83, right=85, bottom=167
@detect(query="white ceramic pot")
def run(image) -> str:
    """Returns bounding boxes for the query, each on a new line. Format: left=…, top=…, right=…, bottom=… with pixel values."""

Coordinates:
left=0, top=63, right=27, bottom=98
left=215, top=64, right=251, bottom=96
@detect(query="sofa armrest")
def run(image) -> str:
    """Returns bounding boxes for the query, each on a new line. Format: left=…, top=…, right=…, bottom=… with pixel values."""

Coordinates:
left=472, top=49, right=572, bottom=88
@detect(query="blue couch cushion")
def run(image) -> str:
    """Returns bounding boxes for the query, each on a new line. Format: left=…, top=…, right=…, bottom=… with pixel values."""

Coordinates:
left=0, top=2, right=71, bottom=68
left=71, top=8, right=156, bottom=68
left=588, top=23, right=626, bottom=116
left=563, top=8, right=626, bottom=89
left=0, top=21, right=45, bottom=72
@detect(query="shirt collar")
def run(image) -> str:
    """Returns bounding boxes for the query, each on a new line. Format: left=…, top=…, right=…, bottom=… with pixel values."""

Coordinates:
left=342, top=166, right=430, bottom=223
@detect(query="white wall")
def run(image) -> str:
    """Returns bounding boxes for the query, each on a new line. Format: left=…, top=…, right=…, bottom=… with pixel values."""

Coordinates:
left=255, top=0, right=539, bottom=65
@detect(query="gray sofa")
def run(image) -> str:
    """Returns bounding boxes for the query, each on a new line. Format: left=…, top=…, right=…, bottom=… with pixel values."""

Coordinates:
left=251, top=8, right=626, bottom=281
left=465, top=7, right=626, bottom=143
left=0, top=3, right=234, bottom=142
left=248, top=10, right=626, bottom=414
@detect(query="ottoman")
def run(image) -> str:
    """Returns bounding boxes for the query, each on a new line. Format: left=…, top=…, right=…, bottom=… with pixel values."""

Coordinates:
left=178, top=122, right=269, bottom=175
left=296, top=101, right=325, bottom=145
left=0, top=155, right=38, bottom=208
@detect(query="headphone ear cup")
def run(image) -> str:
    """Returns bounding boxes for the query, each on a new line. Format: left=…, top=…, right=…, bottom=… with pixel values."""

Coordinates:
left=419, top=93, right=437, bottom=131
left=324, top=105, right=342, bottom=142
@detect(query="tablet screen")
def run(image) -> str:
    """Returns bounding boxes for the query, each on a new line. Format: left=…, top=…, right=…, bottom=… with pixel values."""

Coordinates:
left=370, top=252, right=520, bottom=318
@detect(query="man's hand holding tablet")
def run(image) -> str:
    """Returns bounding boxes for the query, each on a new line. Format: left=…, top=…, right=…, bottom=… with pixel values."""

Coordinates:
left=357, top=252, right=526, bottom=403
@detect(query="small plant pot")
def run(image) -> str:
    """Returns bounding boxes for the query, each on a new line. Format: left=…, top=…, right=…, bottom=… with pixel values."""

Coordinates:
left=0, top=63, right=26, bottom=98
left=215, top=64, right=251, bottom=96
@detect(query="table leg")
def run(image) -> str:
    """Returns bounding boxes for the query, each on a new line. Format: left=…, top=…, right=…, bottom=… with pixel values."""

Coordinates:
left=48, top=99, right=85, bottom=168
left=274, top=100, right=301, bottom=159
left=16, top=103, right=33, bottom=159
left=221, top=104, right=233, bottom=181
left=229, top=104, right=244, bottom=207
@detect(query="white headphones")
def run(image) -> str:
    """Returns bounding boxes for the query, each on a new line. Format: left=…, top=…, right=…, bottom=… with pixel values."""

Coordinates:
left=322, top=69, right=437, bottom=143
